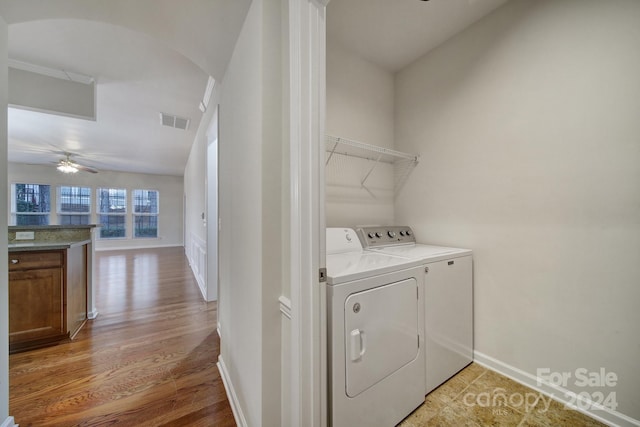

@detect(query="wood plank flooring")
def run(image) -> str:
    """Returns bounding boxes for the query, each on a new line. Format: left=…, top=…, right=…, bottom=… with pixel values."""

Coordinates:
left=9, top=247, right=235, bottom=427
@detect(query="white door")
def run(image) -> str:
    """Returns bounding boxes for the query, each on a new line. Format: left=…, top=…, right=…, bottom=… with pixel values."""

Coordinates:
left=344, top=278, right=419, bottom=397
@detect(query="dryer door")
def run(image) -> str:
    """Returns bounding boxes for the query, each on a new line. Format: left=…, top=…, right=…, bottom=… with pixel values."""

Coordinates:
left=344, top=278, right=419, bottom=397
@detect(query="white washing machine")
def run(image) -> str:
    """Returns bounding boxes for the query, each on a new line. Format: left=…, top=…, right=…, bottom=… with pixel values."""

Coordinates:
left=356, top=226, right=473, bottom=395
left=325, top=228, right=426, bottom=427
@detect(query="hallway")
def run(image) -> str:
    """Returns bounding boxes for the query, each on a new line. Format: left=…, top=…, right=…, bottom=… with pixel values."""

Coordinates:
left=9, top=247, right=234, bottom=426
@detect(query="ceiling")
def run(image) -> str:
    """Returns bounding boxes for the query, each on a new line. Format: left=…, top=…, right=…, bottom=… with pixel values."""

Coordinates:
left=327, top=0, right=511, bottom=72
left=0, top=0, right=251, bottom=176
left=1, top=0, right=510, bottom=177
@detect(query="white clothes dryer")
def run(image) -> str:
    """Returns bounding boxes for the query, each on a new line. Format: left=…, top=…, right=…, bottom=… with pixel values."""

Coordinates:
left=325, top=228, right=425, bottom=427
left=356, top=226, right=473, bottom=395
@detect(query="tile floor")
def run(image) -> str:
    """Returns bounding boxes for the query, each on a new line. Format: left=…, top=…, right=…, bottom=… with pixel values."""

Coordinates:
left=399, top=363, right=608, bottom=427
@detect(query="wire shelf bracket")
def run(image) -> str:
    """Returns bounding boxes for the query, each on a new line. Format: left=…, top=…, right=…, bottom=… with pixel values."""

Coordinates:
left=325, top=134, right=419, bottom=197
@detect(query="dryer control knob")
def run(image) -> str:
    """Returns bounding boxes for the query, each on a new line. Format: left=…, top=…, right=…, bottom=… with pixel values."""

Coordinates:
left=406, top=230, right=412, bottom=236
left=387, top=231, right=396, bottom=238
left=375, top=232, right=382, bottom=238
left=368, top=232, right=375, bottom=239
left=399, top=231, right=406, bottom=236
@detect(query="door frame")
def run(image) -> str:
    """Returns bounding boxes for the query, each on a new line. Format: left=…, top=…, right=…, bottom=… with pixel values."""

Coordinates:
left=288, top=0, right=328, bottom=425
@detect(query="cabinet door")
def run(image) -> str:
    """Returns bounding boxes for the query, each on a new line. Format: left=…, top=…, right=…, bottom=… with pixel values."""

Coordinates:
left=66, top=244, right=88, bottom=338
left=9, top=267, right=65, bottom=345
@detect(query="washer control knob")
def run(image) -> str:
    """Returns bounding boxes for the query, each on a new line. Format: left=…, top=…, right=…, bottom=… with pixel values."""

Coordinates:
left=399, top=231, right=406, bottom=236
left=367, top=232, right=375, bottom=239
left=406, top=230, right=412, bottom=236
left=375, top=232, right=382, bottom=238
left=387, top=231, right=396, bottom=238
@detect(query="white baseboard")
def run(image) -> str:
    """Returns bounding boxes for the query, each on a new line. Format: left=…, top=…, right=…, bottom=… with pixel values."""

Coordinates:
left=95, top=243, right=183, bottom=252
left=193, top=271, right=207, bottom=301
left=1, top=416, right=17, bottom=427
left=87, top=309, right=99, bottom=320
left=473, top=351, right=640, bottom=427
left=217, top=355, right=247, bottom=427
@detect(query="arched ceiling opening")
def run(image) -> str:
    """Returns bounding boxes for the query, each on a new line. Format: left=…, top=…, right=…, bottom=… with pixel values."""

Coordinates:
left=0, top=0, right=252, bottom=175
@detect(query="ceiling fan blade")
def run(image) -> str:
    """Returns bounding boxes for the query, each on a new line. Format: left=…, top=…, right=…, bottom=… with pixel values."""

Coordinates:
left=71, top=162, right=99, bottom=174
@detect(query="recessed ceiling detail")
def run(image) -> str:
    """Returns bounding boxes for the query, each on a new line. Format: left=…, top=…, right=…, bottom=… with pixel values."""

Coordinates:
left=160, top=112, right=190, bottom=131
left=7, top=18, right=211, bottom=176
left=327, top=0, right=510, bottom=72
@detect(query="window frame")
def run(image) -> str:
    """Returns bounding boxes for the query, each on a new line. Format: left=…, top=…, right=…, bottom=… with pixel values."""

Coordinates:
left=11, top=182, right=52, bottom=226
left=132, top=189, right=160, bottom=239
left=97, top=187, right=128, bottom=239
left=57, top=185, right=92, bottom=225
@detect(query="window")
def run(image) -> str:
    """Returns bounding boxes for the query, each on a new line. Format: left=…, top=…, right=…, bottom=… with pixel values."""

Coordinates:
left=58, top=186, right=91, bottom=225
left=12, top=183, right=51, bottom=225
left=133, top=189, right=159, bottom=238
left=98, top=188, right=127, bottom=238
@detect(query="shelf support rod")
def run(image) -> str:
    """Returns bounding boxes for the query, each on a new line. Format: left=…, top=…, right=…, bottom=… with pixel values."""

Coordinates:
left=360, top=154, right=382, bottom=189
left=325, top=139, right=340, bottom=166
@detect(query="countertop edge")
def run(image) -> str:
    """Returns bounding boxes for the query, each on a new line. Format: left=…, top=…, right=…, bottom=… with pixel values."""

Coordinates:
left=8, top=239, right=92, bottom=252
left=9, top=225, right=99, bottom=231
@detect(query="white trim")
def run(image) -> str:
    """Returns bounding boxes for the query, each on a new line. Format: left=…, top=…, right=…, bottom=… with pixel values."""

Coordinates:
left=87, top=310, right=99, bottom=320
left=185, top=233, right=207, bottom=299
left=217, top=356, right=247, bottom=427
left=9, top=58, right=94, bottom=84
left=95, top=243, right=183, bottom=252
left=474, top=351, right=640, bottom=427
left=1, top=416, right=17, bottom=427
left=288, top=0, right=327, bottom=426
left=279, top=296, right=292, bottom=319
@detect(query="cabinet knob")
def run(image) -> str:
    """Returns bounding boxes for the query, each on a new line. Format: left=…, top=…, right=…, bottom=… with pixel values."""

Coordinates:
left=11, top=259, right=19, bottom=264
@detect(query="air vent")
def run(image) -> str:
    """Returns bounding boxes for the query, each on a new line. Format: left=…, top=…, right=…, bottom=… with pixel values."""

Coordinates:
left=159, top=112, right=190, bottom=130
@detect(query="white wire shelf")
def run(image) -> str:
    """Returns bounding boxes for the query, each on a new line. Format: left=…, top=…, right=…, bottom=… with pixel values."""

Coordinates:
left=325, top=134, right=419, bottom=197
left=325, top=135, right=418, bottom=164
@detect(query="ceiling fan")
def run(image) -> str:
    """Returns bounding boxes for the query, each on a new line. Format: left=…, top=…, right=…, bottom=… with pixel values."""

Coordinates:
left=56, top=153, right=98, bottom=174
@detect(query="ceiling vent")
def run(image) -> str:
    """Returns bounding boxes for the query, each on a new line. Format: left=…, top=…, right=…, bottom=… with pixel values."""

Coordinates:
left=159, top=112, right=190, bottom=130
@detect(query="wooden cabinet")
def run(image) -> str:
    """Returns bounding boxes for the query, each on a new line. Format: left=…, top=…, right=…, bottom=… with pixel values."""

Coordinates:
left=8, top=246, right=88, bottom=353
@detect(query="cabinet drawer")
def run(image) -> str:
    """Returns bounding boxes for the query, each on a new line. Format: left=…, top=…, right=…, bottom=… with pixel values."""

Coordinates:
left=8, top=251, right=63, bottom=271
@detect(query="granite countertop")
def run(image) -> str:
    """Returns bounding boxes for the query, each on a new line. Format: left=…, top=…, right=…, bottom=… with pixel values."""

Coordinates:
left=9, top=225, right=99, bottom=231
left=8, top=239, right=92, bottom=252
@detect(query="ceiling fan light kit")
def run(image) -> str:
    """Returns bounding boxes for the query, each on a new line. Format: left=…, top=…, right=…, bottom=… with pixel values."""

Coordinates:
left=56, top=153, right=99, bottom=174
left=57, top=161, right=79, bottom=173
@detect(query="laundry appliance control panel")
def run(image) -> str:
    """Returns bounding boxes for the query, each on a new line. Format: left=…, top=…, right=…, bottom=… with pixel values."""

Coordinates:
left=356, top=226, right=416, bottom=248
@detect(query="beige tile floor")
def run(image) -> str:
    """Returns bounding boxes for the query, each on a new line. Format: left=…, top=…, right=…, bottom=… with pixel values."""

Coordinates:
left=399, top=363, right=608, bottom=427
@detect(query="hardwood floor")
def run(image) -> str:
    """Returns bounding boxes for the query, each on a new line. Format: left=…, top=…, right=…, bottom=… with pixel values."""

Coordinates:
left=9, top=247, right=235, bottom=427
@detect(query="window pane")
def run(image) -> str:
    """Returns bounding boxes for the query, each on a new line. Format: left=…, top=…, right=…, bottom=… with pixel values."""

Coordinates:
left=59, top=186, right=91, bottom=213
left=16, top=214, right=50, bottom=226
left=134, top=215, right=158, bottom=238
left=99, top=215, right=126, bottom=238
left=98, top=188, right=127, bottom=214
left=133, top=190, right=159, bottom=214
left=15, top=184, right=51, bottom=213
left=60, top=215, right=90, bottom=225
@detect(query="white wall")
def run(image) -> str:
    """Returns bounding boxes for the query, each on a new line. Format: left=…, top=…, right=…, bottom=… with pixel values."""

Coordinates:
left=217, top=0, right=284, bottom=425
left=395, top=0, right=640, bottom=422
left=7, top=163, right=184, bottom=251
left=325, top=39, right=396, bottom=227
left=183, top=84, right=220, bottom=300
left=0, top=15, right=10, bottom=425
